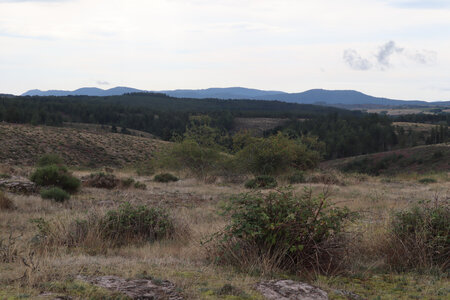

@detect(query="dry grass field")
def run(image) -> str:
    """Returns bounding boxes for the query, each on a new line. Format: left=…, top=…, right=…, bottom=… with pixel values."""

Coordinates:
left=392, top=122, right=437, bottom=133
left=0, top=124, right=166, bottom=167
left=1, top=166, right=449, bottom=299
left=0, top=124, right=449, bottom=299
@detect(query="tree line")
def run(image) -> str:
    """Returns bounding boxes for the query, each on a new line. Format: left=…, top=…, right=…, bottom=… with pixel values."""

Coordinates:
left=0, top=94, right=448, bottom=159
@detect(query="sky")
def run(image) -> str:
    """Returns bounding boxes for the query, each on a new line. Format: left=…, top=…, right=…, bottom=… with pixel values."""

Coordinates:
left=0, top=0, right=449, bottom=100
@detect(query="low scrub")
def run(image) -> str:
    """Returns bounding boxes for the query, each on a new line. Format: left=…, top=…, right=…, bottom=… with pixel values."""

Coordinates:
left=135, top=161, right=155, bottom=176
left=306, top=172, right=342, bottom=185
left=134, top=181, right=147, bottom=189
left=244, top=175, right=277, bottom=189
left=0, top=190, right=14, bottom=210
left=32, top=203, right=186, bottom=252
left=84, top=173, right=119, bottom=189
left=120, top=177, right=135, bottom=188
left=208, top=188, right=356, bottom=275
left=99, top=202, right=175, bottom=245
left=154, top=173, right=179, bottom=183
left=40, top=187, right=70, bottom=202
left=383, top=198, right=449, bottom=272
left=341, top=154, right=404, bottom=176
left=30, top=165, right=80, bottom=193
left=37, top=153, right=64, bottom=167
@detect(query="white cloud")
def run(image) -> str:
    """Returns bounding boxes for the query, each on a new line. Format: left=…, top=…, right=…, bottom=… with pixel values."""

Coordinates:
left=343, top=41, right=439, bottom=71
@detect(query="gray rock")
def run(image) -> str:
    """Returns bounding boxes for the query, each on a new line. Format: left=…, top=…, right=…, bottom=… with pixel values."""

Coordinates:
left=256, top=280, right=328, bottom=300
left=77, top=275, right=183, bottom=300
left=0, top=177, right=37, bottom=194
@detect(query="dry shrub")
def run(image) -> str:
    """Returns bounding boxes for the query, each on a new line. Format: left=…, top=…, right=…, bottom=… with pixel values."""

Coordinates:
left=83, top=172, right=119, bottom=189
left=0, top=190, right=14, bottom=210
left=381, top=197, right=449, bottom=273
left=206, top=188, right=357, bottom=275
left=306, top=171, right=344, bottom=186
left=31, top=203, right=190, bottom=254
left=0, top=232, right=21, bottom=263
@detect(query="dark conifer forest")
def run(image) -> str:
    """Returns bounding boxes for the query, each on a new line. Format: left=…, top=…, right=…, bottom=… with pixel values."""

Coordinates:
left=1, top=93, right=448, bottom=158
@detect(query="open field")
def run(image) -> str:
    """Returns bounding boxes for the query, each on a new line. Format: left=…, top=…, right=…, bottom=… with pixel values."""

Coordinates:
left=1, top=165, right=449, bottom=299
left=363, top=107, right=446, bottom=115
left=0, top=123, right=166, bottom=168
left=393, top=122, right=437, bottom=133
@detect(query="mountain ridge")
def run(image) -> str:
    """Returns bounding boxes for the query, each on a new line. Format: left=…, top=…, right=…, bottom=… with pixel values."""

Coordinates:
left=21, top=86, right=450, bottom=106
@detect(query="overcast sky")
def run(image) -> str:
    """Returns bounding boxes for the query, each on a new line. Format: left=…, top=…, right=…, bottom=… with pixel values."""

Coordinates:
left=0, top=0, right=449, bottom=100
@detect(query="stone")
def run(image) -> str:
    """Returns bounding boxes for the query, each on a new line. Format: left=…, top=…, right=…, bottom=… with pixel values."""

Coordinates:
left=256, top=280, right=328, bottom=300
left=0, top=177, right=37, bottom=194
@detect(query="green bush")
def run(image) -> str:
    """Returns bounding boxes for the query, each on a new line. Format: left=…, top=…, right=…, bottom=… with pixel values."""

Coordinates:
left=99, top=202, right=174, bottom=245
left=210, top=188, right=355, bottom=274
left=40, top=187, right=70, bottom=202
left=418, top=178, right=437, bottom=184
left=154, top=173, right=179, bottom=183
left=287, top=171, right=305, bottom=184
left=30, top=165, right=80, bottom=193
left=236, top=133, right=321, bottom=176
left=37, top=154, right=64, bottom=167
left=244, top=175, right=277, bottom=189
left=160, top=140, right=224, bottom=179
left=386, top=199, right=449, bottom=271
left=84, top=173, right=119, bottom=189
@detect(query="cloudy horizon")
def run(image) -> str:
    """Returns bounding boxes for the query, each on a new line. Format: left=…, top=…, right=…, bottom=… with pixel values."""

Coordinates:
left=1, top=0, right=449, bottom=101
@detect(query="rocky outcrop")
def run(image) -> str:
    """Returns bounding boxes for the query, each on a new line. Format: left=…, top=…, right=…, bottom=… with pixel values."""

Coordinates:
left=256, top=280, right=328, bottom=300
left=0, top=177, right=37, bottom=194
left=77, top=275, right=183, bottom=300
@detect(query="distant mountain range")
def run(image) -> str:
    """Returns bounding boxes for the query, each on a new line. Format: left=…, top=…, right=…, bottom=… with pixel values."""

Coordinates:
left=21, top=87, right=450, bottom=107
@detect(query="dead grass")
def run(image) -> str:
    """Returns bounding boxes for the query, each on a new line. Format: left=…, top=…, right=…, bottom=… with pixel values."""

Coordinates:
left=0, top=123, right=167, bottom=167
left=0, top=190, right=14, bottom=210
left=0, top=165, right=449, bottom=299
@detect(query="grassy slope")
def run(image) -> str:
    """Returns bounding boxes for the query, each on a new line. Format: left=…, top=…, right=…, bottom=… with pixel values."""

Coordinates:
left=321, top=144, right=450, bottom=175
left=0, top=123, right=166, bottom=167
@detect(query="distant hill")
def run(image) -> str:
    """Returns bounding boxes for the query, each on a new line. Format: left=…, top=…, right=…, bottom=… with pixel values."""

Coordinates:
left=162, top=87, right=286, bottom=99
left=22, top=86, right=144, bottom=97
left=21, top=86, right=449, bottom=107
left=253, top=89, right=432, bottom=106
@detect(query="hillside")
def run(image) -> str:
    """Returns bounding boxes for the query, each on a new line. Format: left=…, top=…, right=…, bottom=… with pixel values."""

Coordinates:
left=0, top=123, right=166, bottom=167
left=321, top=144, right=450, bottom=175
